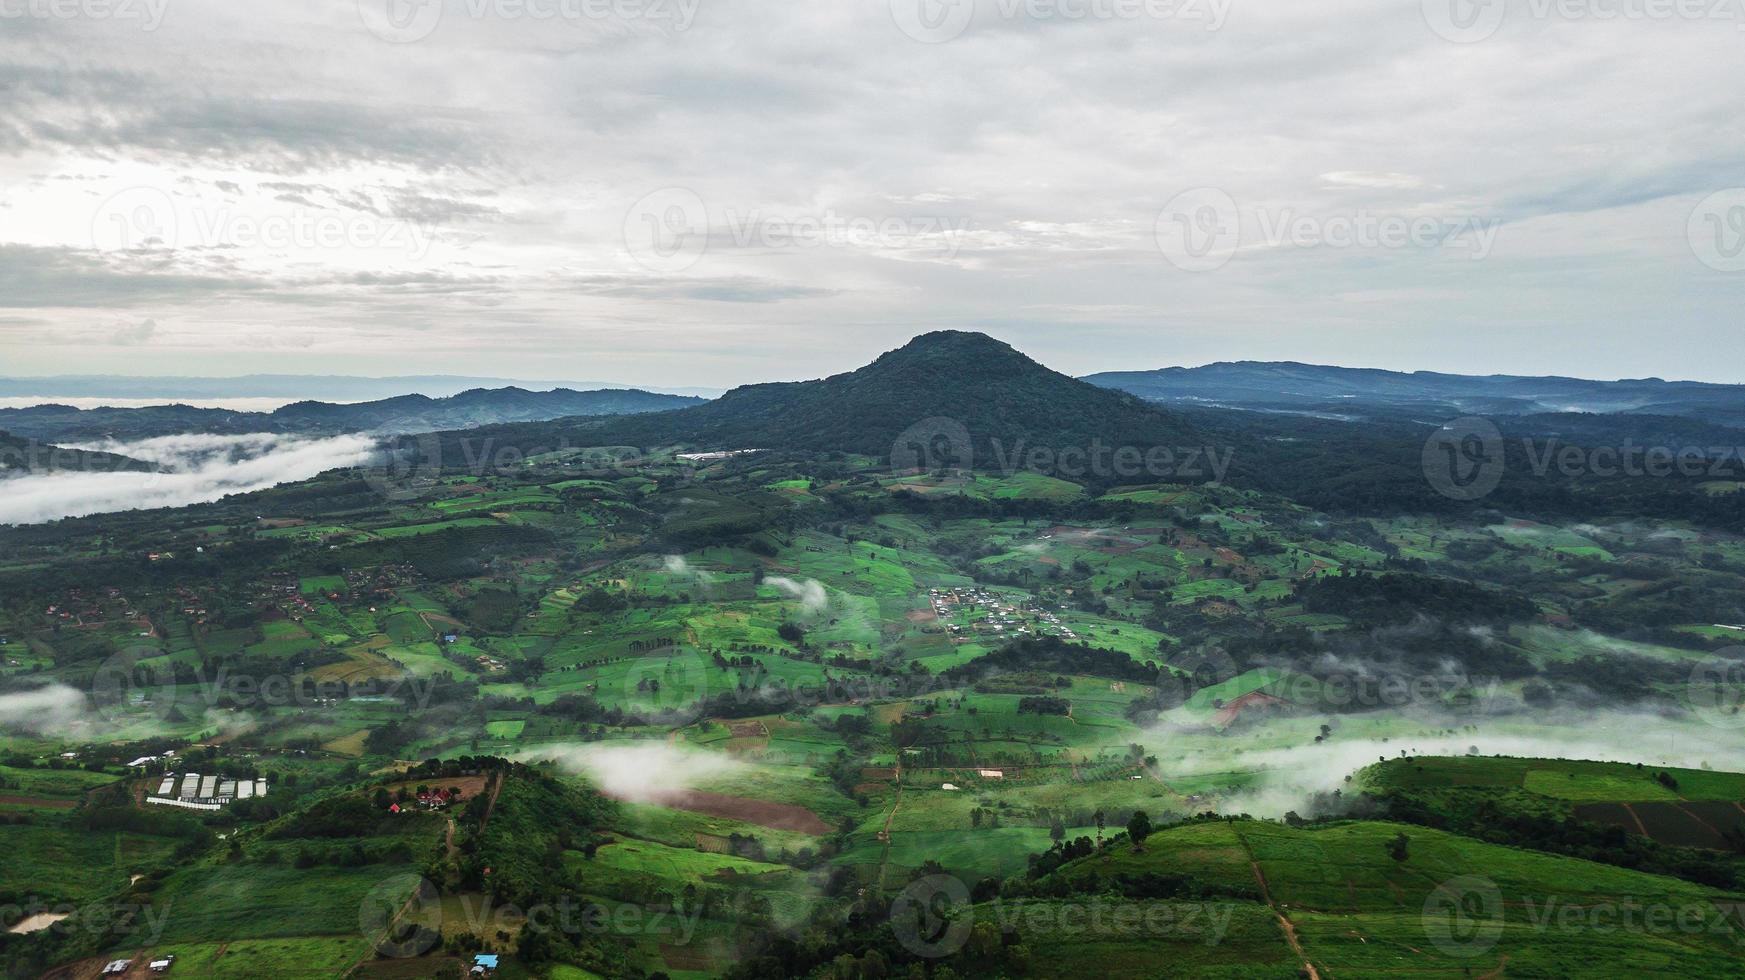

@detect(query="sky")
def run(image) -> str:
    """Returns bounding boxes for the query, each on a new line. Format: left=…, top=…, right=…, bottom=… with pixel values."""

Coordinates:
left=1, top=0, right=1743, bottom=389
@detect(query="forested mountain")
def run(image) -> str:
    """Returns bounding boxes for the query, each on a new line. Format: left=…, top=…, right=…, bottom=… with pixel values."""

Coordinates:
left=440, top=331, right=1201, bottom=467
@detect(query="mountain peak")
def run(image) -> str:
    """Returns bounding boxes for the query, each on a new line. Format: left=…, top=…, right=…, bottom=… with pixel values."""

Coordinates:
left=498, top=330, right=1199, bottom=477
left=862, top=331, right=1036, bottom=379
left=885, top=330, right=1020, bottom=357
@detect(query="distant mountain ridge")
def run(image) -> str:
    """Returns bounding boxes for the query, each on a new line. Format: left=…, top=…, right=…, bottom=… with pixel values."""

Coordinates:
left=442, top=331, right=1202, bottom=470
left=1084, top=361, right=1745, bottom=426
left=0, top=374, right=723, bottom=401
left=0, top=387, right=705, bottom=443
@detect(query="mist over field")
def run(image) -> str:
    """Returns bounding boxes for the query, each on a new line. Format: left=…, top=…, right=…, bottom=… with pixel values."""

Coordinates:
left=766, top=576, right=829, bottom=615
left=0, top=683, right=91, bottom=738
left=1163, top=706, right=1745, bottom=819
left=521, top=742, right=742, bottom=803
left=0, top=432, right=379, bottom=525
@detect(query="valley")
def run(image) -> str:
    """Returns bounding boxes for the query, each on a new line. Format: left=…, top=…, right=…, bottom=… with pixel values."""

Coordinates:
left=3, top=335, right=1745, bottom=978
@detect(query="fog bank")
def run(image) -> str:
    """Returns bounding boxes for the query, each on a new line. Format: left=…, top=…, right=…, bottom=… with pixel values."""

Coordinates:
left=0, top=432, right=379, bottom=525
left=520, top=742, right=741, bottom=803
left=1160, top=708, right=1745, bottom=819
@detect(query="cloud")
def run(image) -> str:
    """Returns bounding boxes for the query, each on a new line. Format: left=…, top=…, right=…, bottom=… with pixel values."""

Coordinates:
left=766, top=576, right=829, bottom=615
left=662, top=554, right=717, bottom=590
left=0, top=431, right=381, bottom=525
left=2, top=1, right=1743, bottom=383
left=0, top=245, right=270, bottom=309
left=0, top=684, right=92, bottom=737
left=1320, top=172, right=1425, bottom=190
left=523, top=742, right=741, bottom=803
left=1153, top=705, right=1745, bottom=819
left=564, top=274, right=837, bottom=304
left=112, top=318, right=156, bottom=345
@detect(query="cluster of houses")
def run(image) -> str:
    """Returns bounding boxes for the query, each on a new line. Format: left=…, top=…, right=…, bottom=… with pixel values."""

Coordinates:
left=145, top=772, right=266, bottom=811
left=266, top=565, right=421, bottom=625
left=387, top=786, right=461, bottom=813
left=926, top=588, right=1077, bottom=641
left=40, top=587, right=153, bottom=633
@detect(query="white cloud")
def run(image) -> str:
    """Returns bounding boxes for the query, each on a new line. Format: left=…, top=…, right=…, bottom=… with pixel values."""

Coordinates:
left=0, top=684, right=92, bottom=737
left=524, top=741, right=741, bottom=802
left=766, top=576, right=829, bottom=615
left=0, top=432, right=380, bottom=525
left=0, top=1, right=1740, bottom=382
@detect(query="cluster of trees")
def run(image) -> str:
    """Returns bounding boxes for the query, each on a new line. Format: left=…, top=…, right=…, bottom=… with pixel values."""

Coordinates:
left=1293, top=571, right=1537, bottom=626
left=1016, top=695, right=1070, bottom=715
left=944, top=636, right=1161, bottom=687
left=1372, top=786, right=1739, bottom=888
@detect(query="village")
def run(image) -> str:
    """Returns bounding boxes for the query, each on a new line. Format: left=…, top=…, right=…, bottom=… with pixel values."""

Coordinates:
left=925, top=586, right=1078, bottom=642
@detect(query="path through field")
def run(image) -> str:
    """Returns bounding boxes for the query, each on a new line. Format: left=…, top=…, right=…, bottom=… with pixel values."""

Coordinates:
left=875, top=761, right=904, bottom=891
left=1234, top=829, right=1322, bottom=980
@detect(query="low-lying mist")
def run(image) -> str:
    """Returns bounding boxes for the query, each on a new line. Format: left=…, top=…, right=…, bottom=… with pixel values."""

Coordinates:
left=1155, top=704, right=1745, bottom=819
left=0, top=683, right=92, bottom=737
left=766, top=576, right=829, bottom=615
left=0, top=432, right=380, bottom=525
left=519, top=742, right=742, bottom=803
left=0, top=681, right=267, bottom=742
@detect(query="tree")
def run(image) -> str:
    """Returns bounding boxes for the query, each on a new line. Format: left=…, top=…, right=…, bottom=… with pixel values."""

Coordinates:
left=1127, top=810, right=1152, bottom=850
left=1387, top=832, right=1410, bottom=862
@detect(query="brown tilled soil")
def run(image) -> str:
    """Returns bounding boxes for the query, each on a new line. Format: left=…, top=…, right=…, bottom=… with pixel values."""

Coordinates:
left=651, top=789, right=831, bottom=835
left=0, top=794, right=75, bottom=809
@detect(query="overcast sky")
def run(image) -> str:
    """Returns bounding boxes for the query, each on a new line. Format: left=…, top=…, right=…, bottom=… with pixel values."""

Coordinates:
left=1, top=0, right=1742, bottom=389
